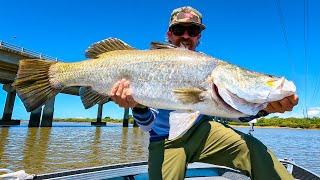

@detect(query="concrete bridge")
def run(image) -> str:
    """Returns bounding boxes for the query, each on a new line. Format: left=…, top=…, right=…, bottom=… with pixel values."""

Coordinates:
left=0, top=40, right=134, bottom=127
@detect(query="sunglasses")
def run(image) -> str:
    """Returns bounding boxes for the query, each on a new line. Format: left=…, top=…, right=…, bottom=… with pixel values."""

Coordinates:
left=170, top=25, right=201, bottom=37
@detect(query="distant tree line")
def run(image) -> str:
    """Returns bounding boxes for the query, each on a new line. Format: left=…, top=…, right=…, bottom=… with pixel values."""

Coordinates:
left=54, top=116, right=320, bottom=129
left=228, top=117, right=320, bottom=129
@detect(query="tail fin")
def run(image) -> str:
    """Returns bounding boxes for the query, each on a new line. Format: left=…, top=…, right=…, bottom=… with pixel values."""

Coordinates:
left=12, top=59, right=61, bottom=112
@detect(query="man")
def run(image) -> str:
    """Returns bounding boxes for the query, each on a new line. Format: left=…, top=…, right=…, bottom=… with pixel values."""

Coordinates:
left=110, top=6, right=298, bottom=180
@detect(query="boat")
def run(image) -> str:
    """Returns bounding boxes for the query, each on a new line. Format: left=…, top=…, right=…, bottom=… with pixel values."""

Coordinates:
left=25, top=159, right=318, bottom=179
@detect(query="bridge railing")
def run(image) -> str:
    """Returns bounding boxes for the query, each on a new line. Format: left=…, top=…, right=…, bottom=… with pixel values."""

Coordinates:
left=0, top=40, right=58, bottom=61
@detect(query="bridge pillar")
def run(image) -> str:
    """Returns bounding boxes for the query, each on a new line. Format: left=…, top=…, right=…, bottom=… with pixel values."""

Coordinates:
left=40, top=97, right=55, bottom=127
left=123, top=108, right=129, bottom=127
left=91, top=103, right=106, bottom=126
left=28, top=106, right=42, bottom=127
left=0, top=84, right=20, bottom=126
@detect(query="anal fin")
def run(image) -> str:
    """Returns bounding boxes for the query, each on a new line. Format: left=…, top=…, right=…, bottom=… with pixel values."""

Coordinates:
left=79, top=87, right=110, bottom=109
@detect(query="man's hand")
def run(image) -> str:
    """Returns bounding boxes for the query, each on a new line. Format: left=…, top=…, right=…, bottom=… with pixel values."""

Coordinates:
left=264, top=94, right=299, bottom=113
left=109, top=79, right=138, bottom=108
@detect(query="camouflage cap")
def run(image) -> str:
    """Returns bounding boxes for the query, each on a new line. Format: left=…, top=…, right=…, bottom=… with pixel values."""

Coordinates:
left=169, top=6, right=205, bottom=30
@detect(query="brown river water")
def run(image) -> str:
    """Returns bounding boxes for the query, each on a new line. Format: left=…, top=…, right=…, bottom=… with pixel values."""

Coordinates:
left=0, top=122, right=319, bottom=175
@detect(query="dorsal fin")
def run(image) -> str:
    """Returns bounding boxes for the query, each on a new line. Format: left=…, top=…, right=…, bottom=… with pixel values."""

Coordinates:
left=150, top=42, right=178, bottom=50
left=85, top=38, right=135, bottom=59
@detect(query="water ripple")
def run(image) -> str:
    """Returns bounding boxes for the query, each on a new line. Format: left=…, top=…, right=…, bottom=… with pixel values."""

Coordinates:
left=0, top=123, right=318, bottom=175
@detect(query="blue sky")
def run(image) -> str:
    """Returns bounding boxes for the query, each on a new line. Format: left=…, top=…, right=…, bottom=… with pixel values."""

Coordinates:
left=0, top=0, right=319, bottom=120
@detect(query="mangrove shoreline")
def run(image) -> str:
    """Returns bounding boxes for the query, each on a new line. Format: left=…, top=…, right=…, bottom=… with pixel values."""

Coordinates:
left=51, top=117, right=320, bottom=129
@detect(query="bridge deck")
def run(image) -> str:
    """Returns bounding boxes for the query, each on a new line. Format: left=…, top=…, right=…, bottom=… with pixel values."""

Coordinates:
left=0, top=40, right=79, bottom=95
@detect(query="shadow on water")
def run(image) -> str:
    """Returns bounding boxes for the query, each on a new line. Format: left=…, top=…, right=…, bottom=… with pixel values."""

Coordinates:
left=120, top=127, right=129, bottom=158
left=0, top=124, right=149, bottom=174
left=0, top=124, right=319, bottom=175
left=0, top=128, right=10, bottom=168
left=86, top=127, right=103, bottom=165
left=22, top=128, right=52, bottom=173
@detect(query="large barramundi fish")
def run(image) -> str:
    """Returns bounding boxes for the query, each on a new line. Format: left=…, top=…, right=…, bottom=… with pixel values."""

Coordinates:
left=13, top=38, right=296, bottom=139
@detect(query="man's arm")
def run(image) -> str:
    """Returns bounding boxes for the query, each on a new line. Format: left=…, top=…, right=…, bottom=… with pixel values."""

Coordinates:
left=109, top=79, right=156, bottom=131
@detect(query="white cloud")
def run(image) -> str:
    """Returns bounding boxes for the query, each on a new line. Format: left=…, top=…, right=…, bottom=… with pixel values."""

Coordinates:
left=307, top=107, right=320, bottom=118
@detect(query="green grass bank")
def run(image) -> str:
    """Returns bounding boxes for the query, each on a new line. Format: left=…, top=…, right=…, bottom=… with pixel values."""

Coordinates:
left=54, top=116, right=320, bottom=129
left=228, top=117, right=320, bottom=129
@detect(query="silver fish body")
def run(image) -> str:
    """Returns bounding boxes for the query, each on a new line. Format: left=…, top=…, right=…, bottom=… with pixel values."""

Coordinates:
left=13, top=38, right=296, bottom=121
left=49, top=49, right=295, bottom=119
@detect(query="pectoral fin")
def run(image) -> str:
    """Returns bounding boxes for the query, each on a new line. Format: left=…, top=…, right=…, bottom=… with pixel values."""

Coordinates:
left=79, top=87, right=110, bottom=109
left=173, top=88, right=205, bottom=104
left=168, top=110, right=200, bottom=140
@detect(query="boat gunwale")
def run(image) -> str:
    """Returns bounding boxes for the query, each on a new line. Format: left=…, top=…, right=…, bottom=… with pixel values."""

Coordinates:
left=34, top=159, right=320, bottom=179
